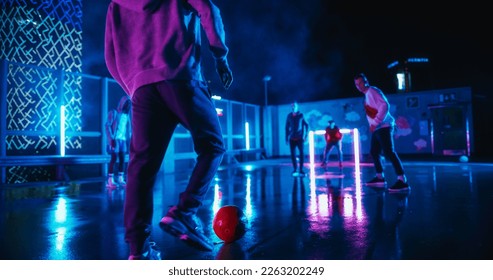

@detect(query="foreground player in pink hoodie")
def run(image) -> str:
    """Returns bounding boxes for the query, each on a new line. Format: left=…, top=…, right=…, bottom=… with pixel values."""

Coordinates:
left=105, top=0, right=233, bottom=260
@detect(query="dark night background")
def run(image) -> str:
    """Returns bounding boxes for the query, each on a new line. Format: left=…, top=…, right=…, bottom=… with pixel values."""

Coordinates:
left=82, top=1, right=493, bottom=158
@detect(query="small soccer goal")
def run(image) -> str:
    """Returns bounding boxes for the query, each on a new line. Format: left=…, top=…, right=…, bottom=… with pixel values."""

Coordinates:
left=308, top=128, right=361, bottom=172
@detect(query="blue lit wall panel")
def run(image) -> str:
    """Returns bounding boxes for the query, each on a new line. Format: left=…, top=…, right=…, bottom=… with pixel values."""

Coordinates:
left=1, top=0, right=83, bottom=183
left=6, top=64, right=58, bottom=133
left=1, top=0, right=82, bottom=71
left=7, top=165, right=56, bottom=184
left=61, top=72, right=82, bottom=151
left=6, top=135, right=57, bottom=156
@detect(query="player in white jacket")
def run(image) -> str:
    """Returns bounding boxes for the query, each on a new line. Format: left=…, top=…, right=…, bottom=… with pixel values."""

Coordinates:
left=354, top=73, right=410, bottom=193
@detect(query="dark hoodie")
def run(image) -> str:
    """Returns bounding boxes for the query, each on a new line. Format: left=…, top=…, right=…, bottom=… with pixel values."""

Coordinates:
left=104, top=0, right=229, bottom=96
left=285, top=112, right=309, bottom=142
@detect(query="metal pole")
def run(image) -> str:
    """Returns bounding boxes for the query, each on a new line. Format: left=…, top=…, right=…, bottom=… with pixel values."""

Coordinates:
left=262, top=75, right=271, bottom=159
left=264, top=81, right=268, bottom=107
left=263, top=75, right=271, bottom=107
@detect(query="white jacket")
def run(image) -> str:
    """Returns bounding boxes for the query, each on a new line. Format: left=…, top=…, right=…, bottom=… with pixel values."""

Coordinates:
left=363, top=86, right=395, bottom=131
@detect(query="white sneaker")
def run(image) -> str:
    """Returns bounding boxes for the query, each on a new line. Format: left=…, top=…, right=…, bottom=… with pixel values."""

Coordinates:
left=117, top=172, right=127, bottom=187
left=107, top=174, right=118, bottom=188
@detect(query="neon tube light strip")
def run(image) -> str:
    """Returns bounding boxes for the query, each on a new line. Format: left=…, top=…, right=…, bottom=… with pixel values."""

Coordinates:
left=245, top=122, right=250, bottom=150
left=352, top=128, right=362, bottom=197
left=60, top=105, right=66, bottom=157
left=308, top=131, right=316, bottom=177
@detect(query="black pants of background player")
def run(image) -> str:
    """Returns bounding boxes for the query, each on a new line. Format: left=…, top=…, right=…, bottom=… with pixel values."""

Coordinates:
left=289, top=138, right=305, bottom=172
left=322, top=140, right=343, bottom=167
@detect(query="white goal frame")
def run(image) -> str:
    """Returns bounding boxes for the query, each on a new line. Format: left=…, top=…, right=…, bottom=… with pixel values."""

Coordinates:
left=308, top=128, right=361, bottom=176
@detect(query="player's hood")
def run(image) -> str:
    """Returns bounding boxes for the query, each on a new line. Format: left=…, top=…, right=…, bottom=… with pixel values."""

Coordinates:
left=116, top=95, right=131, bottom=113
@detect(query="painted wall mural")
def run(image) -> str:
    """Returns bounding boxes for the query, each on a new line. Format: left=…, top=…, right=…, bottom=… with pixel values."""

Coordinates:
left=274, top=87, right=473, bottom=158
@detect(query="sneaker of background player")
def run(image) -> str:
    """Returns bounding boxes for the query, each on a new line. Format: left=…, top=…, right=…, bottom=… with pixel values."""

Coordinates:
left=365, top=176, right=386, bottom=186
left=106, top=173, right=118, bottom=189
left=128, top=242, right=161, bottom=260
left=159, top=206, right=213, bottom=251
left=388, top=180, right=411, bottom=193
left=117, top=172, right=127, bottom=187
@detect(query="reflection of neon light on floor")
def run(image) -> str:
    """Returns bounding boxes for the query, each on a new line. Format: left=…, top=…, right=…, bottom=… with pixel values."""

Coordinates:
left=318, top=193, right=329, bottom=218
left=55, top=197, right=67, bottom=223
left=309, top=171, right=317, bottom=214
left=56, top=227, right=66, bottom=251
left=343, top=195, right=353, bottom=217
left=244, top=174, right=252, bottom=219
left=306, top=128, right=366, bottom=235
left=212, top=181, right=221, bottom=214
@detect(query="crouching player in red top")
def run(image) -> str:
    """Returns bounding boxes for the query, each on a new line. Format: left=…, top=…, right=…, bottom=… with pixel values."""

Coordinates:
left=320, top=119, right=343, bottom=170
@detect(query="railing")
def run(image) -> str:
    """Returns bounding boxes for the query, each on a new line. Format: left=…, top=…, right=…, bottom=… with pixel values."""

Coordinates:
left=0, top=59, right=263, bottom=185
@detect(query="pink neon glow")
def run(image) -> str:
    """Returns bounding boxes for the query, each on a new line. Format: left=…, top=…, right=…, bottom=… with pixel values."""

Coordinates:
left=308, top=128, right=360, bottom=174
left=308, top=131, right=316, bottom=177
left=305, top=128, right=367, bottom=237
left=353, top=128, right=362, bottom=197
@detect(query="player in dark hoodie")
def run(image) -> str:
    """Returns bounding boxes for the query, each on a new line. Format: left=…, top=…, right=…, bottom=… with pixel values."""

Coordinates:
left=105, top=95, right=132, bottom=188
left=285, top=101, right=309, bottom=175
left=105, top=0, right=233, bottom=260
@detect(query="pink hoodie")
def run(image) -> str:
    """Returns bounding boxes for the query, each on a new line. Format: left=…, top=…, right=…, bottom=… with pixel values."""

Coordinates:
left=105, top=0, right=229, bottom=96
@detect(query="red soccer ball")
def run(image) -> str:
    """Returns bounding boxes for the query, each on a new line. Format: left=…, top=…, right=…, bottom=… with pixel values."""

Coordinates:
left=212, top=205, right=247, bottom=243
